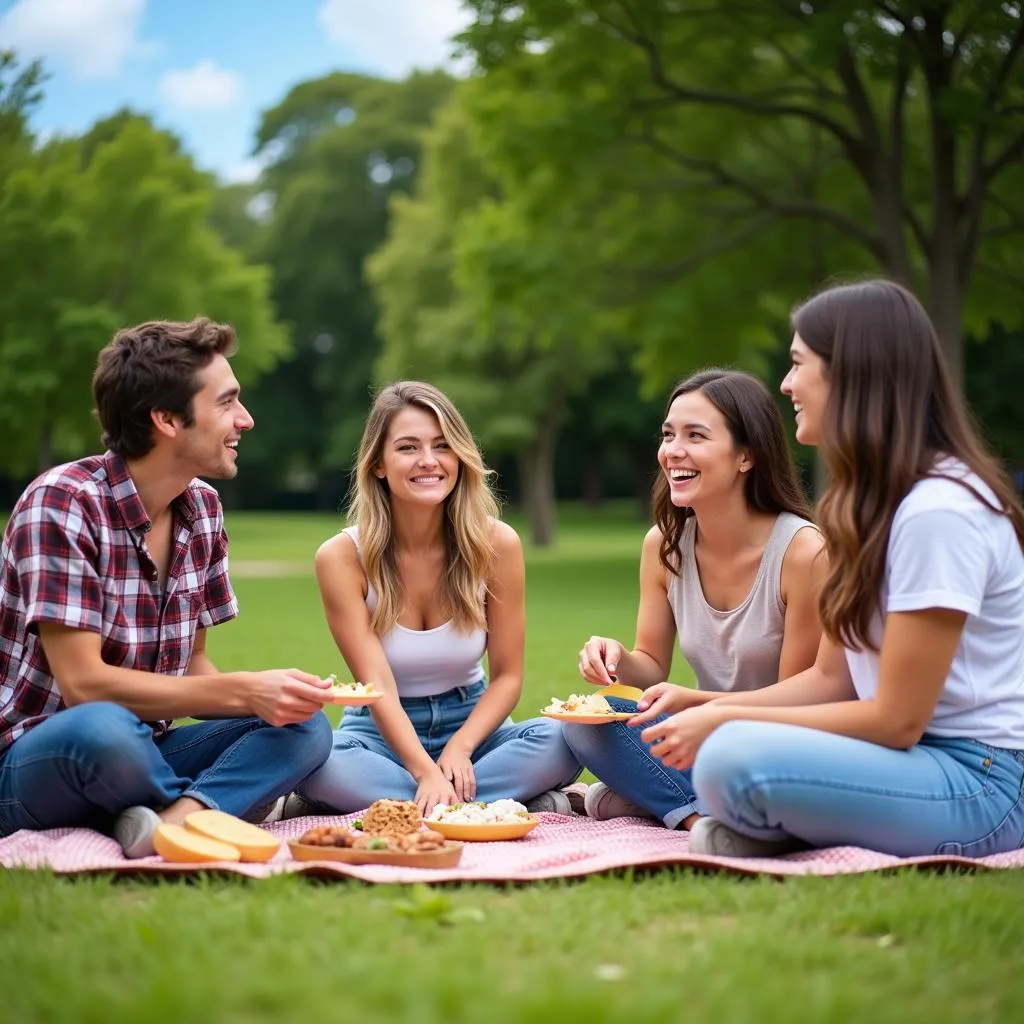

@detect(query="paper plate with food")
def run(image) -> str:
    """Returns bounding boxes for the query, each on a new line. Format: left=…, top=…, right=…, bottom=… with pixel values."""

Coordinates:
left=324, top=674, right=383, bottom=706
left=541, top=692, right=634, bottom=724
left=425, top=799, right=540, bottom=841
left=288, top=799, right=464, bottom=867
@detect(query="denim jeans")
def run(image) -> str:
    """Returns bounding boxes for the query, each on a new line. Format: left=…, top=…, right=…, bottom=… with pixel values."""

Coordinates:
left=0, top=701, right=333, bottom=836
left=298, top=680, right=581, bottom=813
left=562, top=696, right=703, bottom=828
left=693, top=721, right=1024, bottom=857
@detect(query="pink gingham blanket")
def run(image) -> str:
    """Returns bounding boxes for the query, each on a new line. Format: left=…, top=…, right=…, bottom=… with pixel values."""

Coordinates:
left=2, top=814, right=1022, bottom=882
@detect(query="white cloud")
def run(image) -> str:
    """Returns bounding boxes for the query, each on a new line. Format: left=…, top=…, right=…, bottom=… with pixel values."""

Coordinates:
left=0, top=0, right=148, bottom=79
left=159, top=61, right=242, bottom=112
left=222, top=155, right=268, bottom=185
left=317, top=0, right=472, bottom=78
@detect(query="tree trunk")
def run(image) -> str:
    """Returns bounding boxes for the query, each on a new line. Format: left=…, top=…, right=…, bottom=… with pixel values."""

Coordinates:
left=517, top=384, right=567, bottom=547
left=927, top=254, right=964, bottom=388
left=581, top=451, right=604, bottom=509
left=518, top=438, right=557, bottom=547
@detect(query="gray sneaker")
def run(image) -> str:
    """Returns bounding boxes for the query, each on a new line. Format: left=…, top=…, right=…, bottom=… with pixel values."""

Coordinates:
left=113, top=805, right=162, bottom=859
left=583, top=782, right=655, bottom=821
left=525, top=790, right=573, bottom=815
left=280, top=792, right=324, bottom=820
left=688, top=817, right=804, bottom=858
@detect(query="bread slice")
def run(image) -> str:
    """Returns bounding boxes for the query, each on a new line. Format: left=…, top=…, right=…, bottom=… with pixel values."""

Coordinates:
left=184, top=809, right=281, bottom=863
left=153, top=823, right=241, bottom=864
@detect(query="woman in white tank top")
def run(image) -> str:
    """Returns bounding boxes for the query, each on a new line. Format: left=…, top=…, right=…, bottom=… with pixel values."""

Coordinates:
left=563, top=370, right=824, bottom=829
left=294, top=381, right=579, bottom=816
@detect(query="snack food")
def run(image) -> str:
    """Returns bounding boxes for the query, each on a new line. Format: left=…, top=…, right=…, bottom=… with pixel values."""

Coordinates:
left=153, top=823, right=241, bottom=864
left=325, top=674, right=378, bottom=697
left=296, top=824, right=447, bottom=852
left=183, top=809, right=281, bottom=863
left=543, top=693, right=616, bottom=716
left=427, top=799, right=531, bottom=825
left=361, top=799, right=422, bottom=837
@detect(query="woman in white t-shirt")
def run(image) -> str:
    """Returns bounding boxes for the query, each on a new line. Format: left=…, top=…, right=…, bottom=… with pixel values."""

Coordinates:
left=632, top=280, right=1024, bottom=858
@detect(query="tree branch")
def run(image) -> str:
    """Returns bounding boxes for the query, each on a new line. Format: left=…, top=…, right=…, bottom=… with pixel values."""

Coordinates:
left=627, top=129, right=886, bottom=260
left=599, top=1, right=869, bottom=166
left=624, top=210, right=778, bottom=286
left=985, top=127, right=1024, bottom=183
left=975, top=262, right=1024, bottom=290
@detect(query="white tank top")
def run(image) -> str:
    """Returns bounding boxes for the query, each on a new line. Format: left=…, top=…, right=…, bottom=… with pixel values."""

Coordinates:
left=343, top=527, right=487, bottom=698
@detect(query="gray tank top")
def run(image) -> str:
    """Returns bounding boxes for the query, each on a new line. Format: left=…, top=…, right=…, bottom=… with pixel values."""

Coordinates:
left=667, top=512, right=815, bottom=692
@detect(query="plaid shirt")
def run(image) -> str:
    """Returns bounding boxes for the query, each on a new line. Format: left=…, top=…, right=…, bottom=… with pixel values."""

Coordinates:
left=0, top=451, right=238, bottom=756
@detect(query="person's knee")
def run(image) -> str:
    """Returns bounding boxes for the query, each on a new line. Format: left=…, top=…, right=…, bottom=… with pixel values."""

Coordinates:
left=693, top=721, right=761, bottom=804
left=286, top=712, right=334, bottom=770
left=561, top=721, right=602, bottom=760
left=62, top=702, right=151, bottom=771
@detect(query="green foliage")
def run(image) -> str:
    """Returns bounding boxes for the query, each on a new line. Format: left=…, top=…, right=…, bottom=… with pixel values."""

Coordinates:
left=0, top=60, right=289, bottom=476
left=239, top=71, right=456, bottom=502
left=457, top=1, right=1024, bottom=385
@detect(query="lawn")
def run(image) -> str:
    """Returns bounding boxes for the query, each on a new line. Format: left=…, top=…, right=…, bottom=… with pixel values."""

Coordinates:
left=2, top=507, right=1021, bottom=1023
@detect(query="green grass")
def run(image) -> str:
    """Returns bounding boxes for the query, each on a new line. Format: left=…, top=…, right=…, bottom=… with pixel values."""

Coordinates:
left=2, top=508, right=1021, bottom=1023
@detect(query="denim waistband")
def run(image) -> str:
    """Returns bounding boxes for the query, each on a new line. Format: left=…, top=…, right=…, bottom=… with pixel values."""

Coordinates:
left=396, top=679, right=486, bottom=705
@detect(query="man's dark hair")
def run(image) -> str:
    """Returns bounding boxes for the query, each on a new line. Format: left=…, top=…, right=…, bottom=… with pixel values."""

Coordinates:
left=92, top=318, right=237, bottom=458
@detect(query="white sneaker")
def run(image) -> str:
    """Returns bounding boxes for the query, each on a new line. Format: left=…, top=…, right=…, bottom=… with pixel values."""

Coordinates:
left=688, top=817, right=804, bottom=858
left=583, top=782, right=655, bottom=821
left=113, top=806, right=162, bottom=859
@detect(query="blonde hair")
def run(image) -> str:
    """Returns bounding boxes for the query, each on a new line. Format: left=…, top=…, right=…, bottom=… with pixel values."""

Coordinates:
left=350, top=381, right=499, bottom=635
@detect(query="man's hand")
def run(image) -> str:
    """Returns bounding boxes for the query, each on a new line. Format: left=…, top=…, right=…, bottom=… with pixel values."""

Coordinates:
left=247, top=669, right=332, bottom=727
left=413, top=766, right=458, bottom=819
left=437, top=741, right=477, bottom=802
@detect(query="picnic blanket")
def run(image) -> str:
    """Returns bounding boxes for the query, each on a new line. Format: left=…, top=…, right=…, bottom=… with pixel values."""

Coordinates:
left=2, top=813, right=1022, bottom=882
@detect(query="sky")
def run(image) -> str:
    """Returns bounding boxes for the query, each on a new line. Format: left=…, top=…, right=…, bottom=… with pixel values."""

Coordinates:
left=0, top=0, right=472, bottom=182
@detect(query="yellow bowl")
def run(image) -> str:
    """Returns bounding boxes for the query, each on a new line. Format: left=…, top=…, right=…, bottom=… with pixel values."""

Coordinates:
left=598, top=683, right=643, bottom=701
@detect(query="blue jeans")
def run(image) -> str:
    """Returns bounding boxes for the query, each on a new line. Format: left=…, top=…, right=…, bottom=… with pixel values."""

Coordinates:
left=0, top=701, right=333, bottom=836
left=298, top=680, right=581, bottom=812
left=693, top=721, right=1024, bottom=857
left=562, top=696, right=703, bottom=828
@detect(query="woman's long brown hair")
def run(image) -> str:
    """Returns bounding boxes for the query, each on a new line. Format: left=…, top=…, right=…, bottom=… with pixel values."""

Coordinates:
left=652, top=369, right=811, bottom=573
left=792, top=279, right=1024, bottom=652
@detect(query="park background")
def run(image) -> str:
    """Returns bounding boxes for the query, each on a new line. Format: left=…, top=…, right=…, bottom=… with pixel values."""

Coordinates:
left=2, top=2, right=1023, bottom=1021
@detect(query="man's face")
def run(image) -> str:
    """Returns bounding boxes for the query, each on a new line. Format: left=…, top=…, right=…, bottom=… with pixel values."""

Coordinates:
left=175, top=354, right=254, bottom=480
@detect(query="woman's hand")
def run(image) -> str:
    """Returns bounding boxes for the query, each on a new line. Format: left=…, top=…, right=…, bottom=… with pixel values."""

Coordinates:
left=628, top=683, right=707, bottom=726
left=640, top=704, right=726, bottom=771
left=578, top=635, right=626, bottom=686
left=437, top=741, right=477, bottom=802
left=413, top=766, right=458, bottom=818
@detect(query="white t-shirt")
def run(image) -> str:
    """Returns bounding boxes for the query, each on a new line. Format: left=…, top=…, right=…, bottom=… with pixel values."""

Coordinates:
left=845, top=459, right=1024, bottom=748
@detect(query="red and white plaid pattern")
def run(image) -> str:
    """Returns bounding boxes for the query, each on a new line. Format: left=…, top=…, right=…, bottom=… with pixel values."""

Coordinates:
left=0, top=451, right=238, bottom=754
left=1, top=815, right=1021, bottom=881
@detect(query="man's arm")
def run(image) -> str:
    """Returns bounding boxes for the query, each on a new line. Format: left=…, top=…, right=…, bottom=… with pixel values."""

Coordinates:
left=39, top=623, right=330, bottom=727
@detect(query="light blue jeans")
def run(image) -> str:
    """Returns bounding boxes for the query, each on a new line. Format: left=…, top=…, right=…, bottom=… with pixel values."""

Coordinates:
left=563, top=696, right=703, bottom=828
left=693, top=721, right=1024, bottom=857
left=0, top=702, right=333, bottom=836
left=298, top=680, right=581, bottom=813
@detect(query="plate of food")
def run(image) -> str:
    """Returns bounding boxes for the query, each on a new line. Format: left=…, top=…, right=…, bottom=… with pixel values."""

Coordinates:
left=541, top=693, right=634, bottom=724
left=288, top=799, right=463, bottom=867
left=324, top=675, right=383, bottom=706
left=425, top=799, right=540, bottom=841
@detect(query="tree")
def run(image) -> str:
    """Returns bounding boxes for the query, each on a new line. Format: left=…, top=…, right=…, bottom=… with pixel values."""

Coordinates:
left=0, top=100, right=289, bottom=475
left=369, top=92, right=621, bottom=545
left=240, top=71, right=455, bottom=507
left=460, top=0, right=1024, bottom=384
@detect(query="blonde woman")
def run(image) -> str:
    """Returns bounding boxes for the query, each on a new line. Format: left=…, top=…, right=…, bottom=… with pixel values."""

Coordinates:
left=293, top=381, right=580, bottom=816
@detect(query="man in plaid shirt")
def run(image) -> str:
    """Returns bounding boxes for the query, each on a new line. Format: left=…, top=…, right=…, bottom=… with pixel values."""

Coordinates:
left=0, top=319, right=333, bottom=857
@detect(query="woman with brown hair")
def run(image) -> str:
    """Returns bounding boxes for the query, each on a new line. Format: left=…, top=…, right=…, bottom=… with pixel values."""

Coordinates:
left=644, top=281, right=1024, bottom=858
left=563, top=369, right=825, bottom=829
left=293, top=381, right=579, bottom=817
